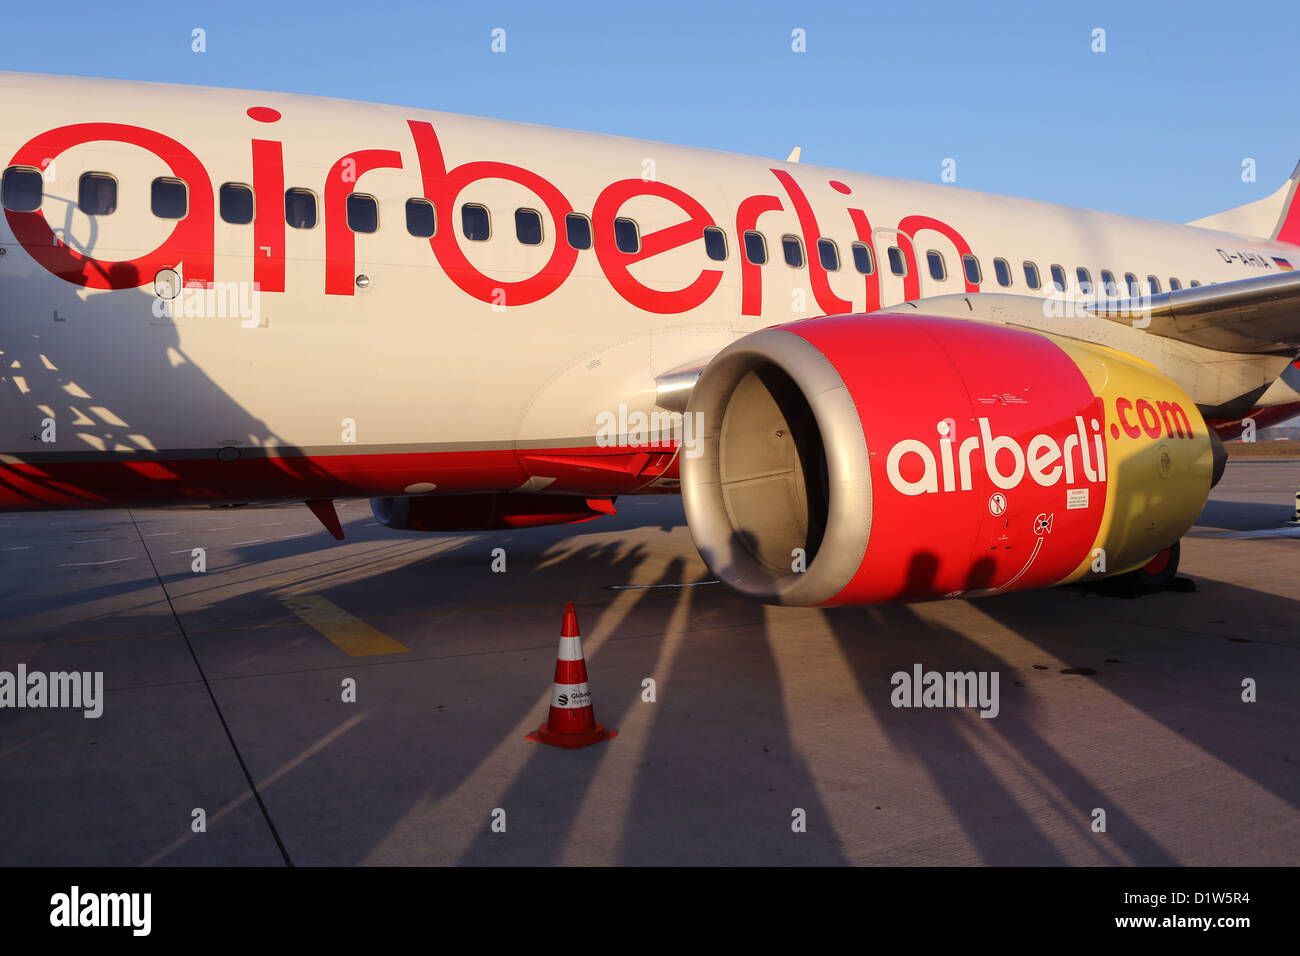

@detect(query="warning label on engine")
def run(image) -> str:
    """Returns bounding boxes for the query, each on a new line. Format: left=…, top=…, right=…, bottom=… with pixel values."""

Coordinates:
left=1066, top=488, right=1089, bottom=510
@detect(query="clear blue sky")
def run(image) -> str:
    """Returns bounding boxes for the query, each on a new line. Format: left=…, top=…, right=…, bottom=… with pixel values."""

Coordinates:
left=1, top=0, right=1296, bottom=223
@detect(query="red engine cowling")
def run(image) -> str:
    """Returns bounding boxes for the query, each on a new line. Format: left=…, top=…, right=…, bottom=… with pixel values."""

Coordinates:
left=680, top=313, right=1214, bottom=606
left=371, top=493, right=616, bottom=531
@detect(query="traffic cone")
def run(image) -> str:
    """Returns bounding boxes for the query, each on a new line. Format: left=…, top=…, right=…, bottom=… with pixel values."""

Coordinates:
left=526, top=602, right=617, bottom=749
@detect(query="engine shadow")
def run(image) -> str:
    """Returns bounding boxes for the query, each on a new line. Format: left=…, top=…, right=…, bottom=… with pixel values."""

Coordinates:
left=969, top=576, right=1300, bottom=817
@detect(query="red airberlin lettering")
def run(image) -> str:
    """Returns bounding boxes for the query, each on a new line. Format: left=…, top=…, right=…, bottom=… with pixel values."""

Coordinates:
left=325, top=149, right=403, bottom=295
left=407, top=119, right=576, bottom=306
left=735, top=192, right=784, bottom=315
left=251, top=137, right=285, bottom=294
left=833, top=180, right=882, bottom=313
left=8, top=116, right=976, bottom=318
left=1157, top=400, right=1192, bottom=438
left=592, top=179, right=723, bottom=314
left=6, top=123, right=214, bottom=288
left=770, top=170, right=853, bottom=315
left=895, top=215, right=978, bottom=300
left=1137, top=399, right=1162, bottom=438
left=1113, top=397, right=1194, bottom=440
left=1116, top=397, right=1142, bottom=438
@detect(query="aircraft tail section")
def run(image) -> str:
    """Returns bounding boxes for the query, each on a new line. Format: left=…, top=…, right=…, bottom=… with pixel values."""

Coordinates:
left=1276, top=163, right=1300, bottom=245
left=1188, top=161, right=1300, bottom=242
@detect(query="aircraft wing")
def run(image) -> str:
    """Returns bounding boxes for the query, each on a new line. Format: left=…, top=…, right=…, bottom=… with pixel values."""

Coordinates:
left=1089, top=270, right=1300, bottom=354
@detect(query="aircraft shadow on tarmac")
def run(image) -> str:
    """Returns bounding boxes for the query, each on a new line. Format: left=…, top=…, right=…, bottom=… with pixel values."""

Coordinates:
left=101, top=496, right=1287, bottom=866
left=3, top=483, right=1296, bottom=865
left=279, top=528, right=835, bottom=866
left=35, top=520, right=848, bottom=866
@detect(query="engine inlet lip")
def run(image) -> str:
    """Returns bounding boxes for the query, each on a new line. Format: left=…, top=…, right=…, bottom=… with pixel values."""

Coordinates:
left=680, top=328, right=873, bottom=606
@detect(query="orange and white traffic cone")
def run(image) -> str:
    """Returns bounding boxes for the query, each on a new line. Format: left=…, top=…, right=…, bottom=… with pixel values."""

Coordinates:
left=526, top=602, right=617, bottom=749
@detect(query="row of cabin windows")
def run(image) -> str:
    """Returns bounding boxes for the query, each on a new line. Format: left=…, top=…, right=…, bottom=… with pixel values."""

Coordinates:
left=920, top=251, right=1202, bottom=294
left=1, top=164, right=1205, bottom=290
left=743, top=231, right=877, bottom=274
left=751, top=239, right=1203, bottom=293
left=0, top=166, right=386, bottom=234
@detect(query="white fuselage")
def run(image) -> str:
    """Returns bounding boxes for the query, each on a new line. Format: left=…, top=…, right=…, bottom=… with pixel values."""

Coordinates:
left=0, top=72, right=1295, bottom=508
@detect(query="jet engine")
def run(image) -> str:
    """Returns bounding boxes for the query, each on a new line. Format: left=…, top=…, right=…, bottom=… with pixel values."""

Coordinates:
left=680, top=314, right=1215, bottom=606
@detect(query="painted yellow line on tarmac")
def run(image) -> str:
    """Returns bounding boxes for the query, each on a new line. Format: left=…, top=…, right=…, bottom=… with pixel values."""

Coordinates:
left=280, top=595, right=411, bottom=656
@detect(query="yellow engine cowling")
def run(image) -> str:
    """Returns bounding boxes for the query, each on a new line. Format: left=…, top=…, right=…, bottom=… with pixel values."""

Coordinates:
left=1053, top=338, right=1214, bottom=580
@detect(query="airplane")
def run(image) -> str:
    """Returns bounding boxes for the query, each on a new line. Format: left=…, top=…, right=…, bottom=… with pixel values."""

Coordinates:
left=2, top=70, right=1299, bottom=607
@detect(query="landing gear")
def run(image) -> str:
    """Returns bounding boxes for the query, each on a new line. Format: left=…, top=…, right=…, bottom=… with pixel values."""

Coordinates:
left=1125, top=540, right=1181, bottom=593
left=1083, top=540, right=1190, bottom=598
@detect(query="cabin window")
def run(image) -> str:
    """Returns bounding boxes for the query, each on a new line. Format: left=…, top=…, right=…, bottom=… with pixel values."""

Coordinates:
left=515, top=208, right=543, bottom=245
left=1169, top=277, right=1182, bottom=291
left=1076, top=267, right=1093, bottom=294
left=1, top=166, right=43, bottom=212
left=1189, top=279, right=1201, bottom=287
left=1050, top=264, right=1067, bottom=292
left=704, top=226, right=728, bottom=261
left=1147, top=275, right=1161, bottom=294
left=743, top=230, right=767, bottom=265
left=405, top=198, right=436, bottom=237
left=151, top=177, right=188, bottom=220
left=927, top=250, right=946, bottom=280
left=817, top=237, right=839, bottom=271
left=851, top=242, right=875, bottom=275
left=1125, top=272, right=1141, bottom=297
left=285, top=188, right=317, bottom=229
left=461, top=203, right=490, bottom=241
left=1023, top=261, right=1041, bottom=289
left=993, top=257, right=1012, bottom=287
left=347, top=194, right=378, bottom=234
left=79, top=173, right=117, bottom=216
left=614, top=217, right=640, bottom=253
left=782, top=235, right=805, bottom=268
left=1100, top=269, right=1118, bottom=297
left=887, top=246, right=907, bottom=276
left=565, top=212, right=591, bottom=250
left=962, top=254, right=982, bottom=284
left=220, top=183, right=254, bottom=224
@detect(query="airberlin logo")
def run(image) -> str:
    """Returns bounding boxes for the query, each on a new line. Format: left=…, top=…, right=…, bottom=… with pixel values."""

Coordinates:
left=886, top=398, right=1195, bottom=497
left=886, top=415, right=1107, bottom=497
left=5, top=112, right=975, bottom=317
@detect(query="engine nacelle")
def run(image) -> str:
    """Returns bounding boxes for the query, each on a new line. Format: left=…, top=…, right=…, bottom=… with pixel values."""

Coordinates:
left=371, top=493, right=616, bottom=532
left=681, top=314, right=1213, bottom=606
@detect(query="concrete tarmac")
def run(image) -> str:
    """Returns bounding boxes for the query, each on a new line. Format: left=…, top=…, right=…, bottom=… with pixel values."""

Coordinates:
left=0, top=461, right=1297, bottom=865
